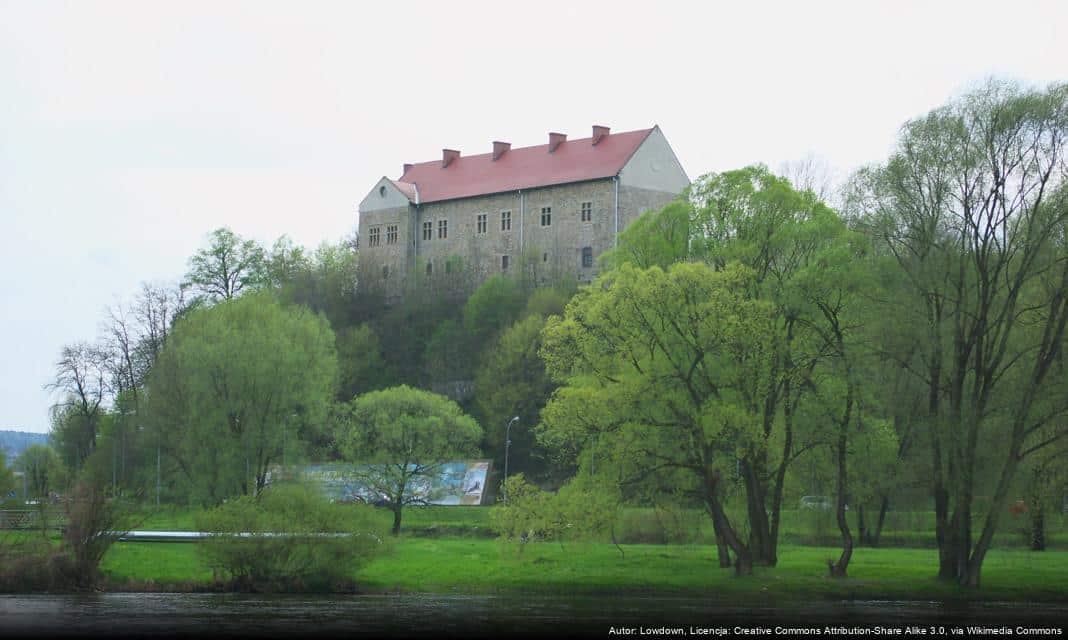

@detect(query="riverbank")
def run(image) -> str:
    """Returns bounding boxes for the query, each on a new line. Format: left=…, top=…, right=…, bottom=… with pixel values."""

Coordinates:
left=98, top=538, right=1068, bottom=603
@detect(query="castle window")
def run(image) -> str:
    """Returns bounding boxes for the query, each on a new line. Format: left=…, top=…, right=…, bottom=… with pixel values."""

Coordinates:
left=581, top=201, right=592, bottom=222
left=501, top=210, right=511, bottom=231
left=379, top=185, right=387, bottom=198
left=423, top=221, right=432, bottom=241
left=540, top=207, right=552, bottom=226
left=501, top=255, right=510, bottom=271
left=438, top=219, right=448, bottom=239
left=386, top=225, right=398, bottom=245
left=582, top=246, right=593, bottom=268
left=542, top=252, right=548, bottom=263
left=426, top=262, right=433, bottom=277
left=477, top=214, right=487, bottom=235
left=368, top=227, right=381, bottom=247
left=445, top=261, right=452, bottom=274
left=381, top=264, right=389, bottom=278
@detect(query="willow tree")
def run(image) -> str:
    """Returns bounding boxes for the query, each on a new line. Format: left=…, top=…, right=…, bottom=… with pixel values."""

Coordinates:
left=852, top=79, right=1068, bottom=587
left=334, top=385, right=482, bottom=535
left=145, top=291, right=338, bottom=505
left=540, top=262, right=777, bottom=574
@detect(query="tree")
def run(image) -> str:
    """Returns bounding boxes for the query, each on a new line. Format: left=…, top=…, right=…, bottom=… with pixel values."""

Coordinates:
left=850, top=79, right=1068, bottom=586
left=463, top=274, right=525, bottom=341
left=0, top=454, right=13, bottom=501
left=334, top=385, right=482, bottom=535
left=474, top=315, right=556, bottom=480
left=48, top=342, right=110, bottom=471
left=265, top=235, right=310, bottom=289
left=184, top=227, right=266, bottom=303
left=145, top=291, right=338, bottom=505
left=15, top=445, right=63, bottom=500
left=540, top=262, right=778, bottom=574
left=336, top=324, right=388, bottom=400
left=281, top=236, right=362, bottom=331
left=685, top=165, right=853, bottom=567
left=786, top=219, right=874, bottom=577
left=601, top=200, right=691, bottom=271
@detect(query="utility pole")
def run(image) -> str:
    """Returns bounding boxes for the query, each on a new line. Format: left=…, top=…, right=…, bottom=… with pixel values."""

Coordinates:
left=503, top=416, right=519, bottom=504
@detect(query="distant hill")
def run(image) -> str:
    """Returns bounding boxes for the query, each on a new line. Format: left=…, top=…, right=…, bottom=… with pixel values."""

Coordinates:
left=0, top=430, right=49, bottom=465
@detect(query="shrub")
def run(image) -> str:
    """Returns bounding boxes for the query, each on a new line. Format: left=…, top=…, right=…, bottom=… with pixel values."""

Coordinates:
left=490, top=474, right=623, bottom=554
left=196, top=483, right=381, bottom=591
left=61, top=480, right=139, bottom=589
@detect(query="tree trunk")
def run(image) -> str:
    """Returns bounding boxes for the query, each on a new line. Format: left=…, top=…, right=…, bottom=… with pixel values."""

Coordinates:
left=741, top=458, right=774, bottom=566
left=710, top=516, right=732, bottom=568
left=704, top=474, right=752, bottom=576
left=391, top=506, right=403, bottom=536
left=857, top=505, right=867, bottom=547
left=829, top=376, right=853, bottom=578
left=1031, top=505, right=1046, bottom=552
left=872, top=494, right=889, bottom=547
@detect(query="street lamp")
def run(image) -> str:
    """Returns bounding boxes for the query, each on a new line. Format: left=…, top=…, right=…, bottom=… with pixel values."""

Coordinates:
left=503, top=416, right=519, bottom=504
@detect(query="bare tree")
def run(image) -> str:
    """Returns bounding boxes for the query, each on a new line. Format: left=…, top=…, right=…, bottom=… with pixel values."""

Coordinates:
left=779, top=153, right=840, bottom=207
left=47, top=342, right=111, bottom=469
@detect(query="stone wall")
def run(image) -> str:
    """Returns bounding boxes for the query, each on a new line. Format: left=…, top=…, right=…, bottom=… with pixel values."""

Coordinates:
left=359, top=179, right=682, bottom=297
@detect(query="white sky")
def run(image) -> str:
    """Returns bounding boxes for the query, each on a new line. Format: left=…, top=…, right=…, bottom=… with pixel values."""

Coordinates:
left=2, top=0, right=1066, bottom=433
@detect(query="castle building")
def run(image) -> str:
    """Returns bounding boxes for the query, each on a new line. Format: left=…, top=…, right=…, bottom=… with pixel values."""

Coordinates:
left=357, top=125, right=689, bottom=297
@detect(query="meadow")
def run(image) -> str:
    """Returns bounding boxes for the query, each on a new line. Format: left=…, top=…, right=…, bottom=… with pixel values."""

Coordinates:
left=86, top=503, right=1068, bottom=601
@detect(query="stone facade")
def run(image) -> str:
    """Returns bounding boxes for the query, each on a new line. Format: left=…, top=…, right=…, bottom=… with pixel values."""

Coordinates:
left=357, top=126, right=688, bottom=299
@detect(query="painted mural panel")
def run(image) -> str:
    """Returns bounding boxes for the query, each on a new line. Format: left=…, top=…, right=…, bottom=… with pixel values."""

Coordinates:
left=286, top=460, right=493, bottom=506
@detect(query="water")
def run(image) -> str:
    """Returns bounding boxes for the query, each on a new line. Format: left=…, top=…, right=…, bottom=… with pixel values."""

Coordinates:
left=0, top=593, right=1064, bottom=638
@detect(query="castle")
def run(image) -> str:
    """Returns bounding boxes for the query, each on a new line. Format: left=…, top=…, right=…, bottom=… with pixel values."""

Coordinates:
left=357, top=125, right=689, bottom=297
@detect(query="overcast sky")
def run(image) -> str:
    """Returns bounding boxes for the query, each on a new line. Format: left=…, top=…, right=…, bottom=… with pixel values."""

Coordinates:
left=2, top=0, right=1066, bottom=434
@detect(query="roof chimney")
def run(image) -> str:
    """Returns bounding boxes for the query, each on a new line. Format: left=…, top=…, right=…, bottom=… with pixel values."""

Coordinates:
left=493, top=141, right=511, bottom=161
left=442, top=149, right=460, bottom=168
left=548, top=132, right=567, bottom=153
left=592, top=125, right=610, bottom=145
left=402, top=163, right=413, bottom=175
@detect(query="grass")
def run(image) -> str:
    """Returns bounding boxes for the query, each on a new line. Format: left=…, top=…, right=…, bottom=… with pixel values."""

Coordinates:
left=128, top=503, right=1065, bottom=548
left=97, top=536, right=1068, bottom=602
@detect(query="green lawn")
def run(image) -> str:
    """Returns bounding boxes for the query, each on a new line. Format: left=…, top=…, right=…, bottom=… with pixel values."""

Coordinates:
left=99, top=537, right=1068, bottom=602
left=129, top=503, right=1064, bottom=548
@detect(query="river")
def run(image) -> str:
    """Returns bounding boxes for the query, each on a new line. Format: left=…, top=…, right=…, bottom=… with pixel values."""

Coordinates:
left=1, top=593, right=1065, bottom=638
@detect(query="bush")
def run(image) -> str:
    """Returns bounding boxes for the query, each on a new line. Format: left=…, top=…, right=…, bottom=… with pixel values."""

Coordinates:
left=196, top=483, right=381, bottom=591
left=490, top=474, right=623, bottom=554
left=62, top=481, right=139, bottom=589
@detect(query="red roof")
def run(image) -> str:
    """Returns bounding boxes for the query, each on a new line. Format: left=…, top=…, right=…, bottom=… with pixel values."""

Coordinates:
left=395, top=128, right=654, bottom=204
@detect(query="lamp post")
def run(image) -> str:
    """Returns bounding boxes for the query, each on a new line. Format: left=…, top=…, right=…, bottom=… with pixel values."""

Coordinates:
left=503, top=416, right=519, bottom=504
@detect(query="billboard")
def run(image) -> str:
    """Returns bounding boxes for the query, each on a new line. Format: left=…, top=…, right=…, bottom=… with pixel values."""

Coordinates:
left=293, top=460, right=492, bottom=506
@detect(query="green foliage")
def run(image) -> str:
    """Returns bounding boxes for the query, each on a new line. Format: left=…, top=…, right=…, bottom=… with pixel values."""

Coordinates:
left=264, top=235, right=310, bottom=289
left=474, top=315, right=554, bottom=478
left=522, top=286, right=571, bottom=320
left=0, top=454, right=13, bottom=500
left=15, top=444, right=64, bottom=499
left=184, top=227, right=267, bottom=302
left=490, top=474, right=560, bottom=544
left=424, top=318, right=474, bottom=383
left=61, top=477, right=140, bottom=589
left=336, top=323, right=388, bottom=400
left=601, top=199, right=690, bottom=270
left=145, top=291, right=338, bottom=505
left=196, top=483, right=380, bottom=591
left=463, top=274, right=524, bottom=340
left=490, top=472, right=625, bottom=556
left=334, top=386, right=483, bottom=534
